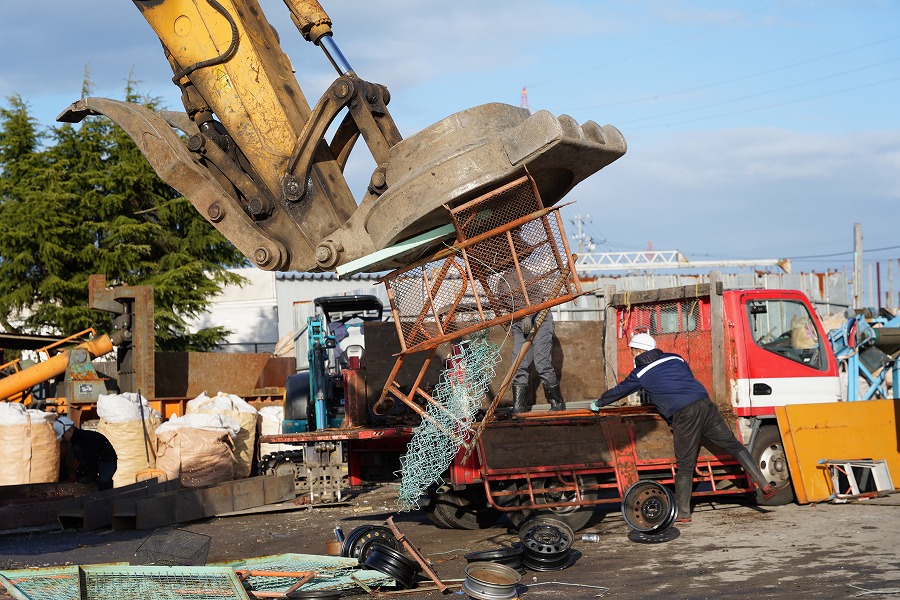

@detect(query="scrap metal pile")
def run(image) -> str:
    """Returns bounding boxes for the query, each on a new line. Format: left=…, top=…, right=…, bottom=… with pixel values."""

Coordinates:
left=374, top=173, right=583, bottom=510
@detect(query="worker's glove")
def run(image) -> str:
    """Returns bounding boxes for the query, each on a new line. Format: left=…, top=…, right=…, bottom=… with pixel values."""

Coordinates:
left=519, top=316, right=533, bottom=338
left=590, top=399, right=603, bottom=413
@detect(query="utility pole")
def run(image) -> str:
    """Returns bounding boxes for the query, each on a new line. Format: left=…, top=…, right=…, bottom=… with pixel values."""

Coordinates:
left=853, top=223, right=863, bottom=309
left=570, top=214, right=594, bottom=254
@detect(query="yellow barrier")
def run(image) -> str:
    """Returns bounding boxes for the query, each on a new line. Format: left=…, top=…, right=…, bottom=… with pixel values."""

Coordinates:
left=776, top=400, right=900, bottom=504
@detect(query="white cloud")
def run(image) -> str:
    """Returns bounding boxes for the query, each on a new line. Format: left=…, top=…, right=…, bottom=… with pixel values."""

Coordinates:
left=564, top=127, right=900, bottom=263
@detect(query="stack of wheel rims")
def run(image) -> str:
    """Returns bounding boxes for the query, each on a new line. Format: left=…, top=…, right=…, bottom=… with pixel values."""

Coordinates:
left=621, top=481, right=678, bottom=534
left=362, top=545, right=422, bottom=590
left=341, top=525, right=421, bottom=589
left=340, top=525, right=402, bottom=564
left=463, top=545, right=524, bottom=572
left=517, top=516, right=575, bottom=571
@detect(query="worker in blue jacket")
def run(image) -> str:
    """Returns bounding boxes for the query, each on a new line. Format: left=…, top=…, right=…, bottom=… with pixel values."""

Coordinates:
left=591, top=332, right=775, bottom=523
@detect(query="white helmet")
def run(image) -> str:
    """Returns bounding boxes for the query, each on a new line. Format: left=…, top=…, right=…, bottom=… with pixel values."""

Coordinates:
left=629, top=333, right=657, bottom=351
left=53, top=416, right=75, bottom=440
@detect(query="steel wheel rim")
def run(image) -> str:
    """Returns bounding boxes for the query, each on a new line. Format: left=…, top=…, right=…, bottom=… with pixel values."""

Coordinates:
left=759, top=442, right=790, bottom=486
left=340, top=525, right=375, bottom=558
left=464, top=545, right=524, bottom=570
left=518, top=517, right=574, bottom=571
left=621, top=481, right=677, bottom=534
left=347, top=526, right=399, bottom=561
left=521, top=548, right=573, bottom=571
left=362, top=545, right=421, bottom=589
left=463, top=562, right=521, bottom=599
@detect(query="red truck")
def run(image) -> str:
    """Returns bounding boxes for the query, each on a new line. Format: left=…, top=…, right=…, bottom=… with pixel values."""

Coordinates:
left=263, top=276, right=851, bottom=531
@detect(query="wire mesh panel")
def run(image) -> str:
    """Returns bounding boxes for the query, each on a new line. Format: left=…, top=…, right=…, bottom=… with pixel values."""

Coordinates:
left=383, top=173, right=581, bottom=354
left=79, top=566, right=249, bottom=600
left=219, top=553, right=395, bottom=592
left=0, top=565, right=250, bottom=600
left=396, top=331, right=501, bottom=510
left=0, top=566, right=80, bottom=600
left=135, top=527, right=211, bottom=566
left=614, top=297, right=713, bottom=397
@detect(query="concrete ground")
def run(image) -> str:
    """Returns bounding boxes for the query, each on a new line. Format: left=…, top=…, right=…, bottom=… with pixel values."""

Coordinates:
left=0, top=484, right=898, bottom=600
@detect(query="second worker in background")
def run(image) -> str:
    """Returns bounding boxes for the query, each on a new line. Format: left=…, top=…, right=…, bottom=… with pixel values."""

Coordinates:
left=511, top=310, right=565, bottom=413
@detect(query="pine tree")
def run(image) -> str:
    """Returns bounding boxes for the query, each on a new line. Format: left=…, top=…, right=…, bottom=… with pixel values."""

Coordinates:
left=0, top=87, right=247, bottom=351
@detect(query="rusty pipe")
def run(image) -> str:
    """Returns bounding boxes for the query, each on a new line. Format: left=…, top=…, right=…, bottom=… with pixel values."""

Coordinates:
left=0, top=335, right=115, bottom=401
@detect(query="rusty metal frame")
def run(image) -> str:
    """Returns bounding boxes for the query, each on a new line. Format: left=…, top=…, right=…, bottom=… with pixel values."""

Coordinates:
left=383, top=516, right=449, bottom=593
left=379, top=174, right=581, bottom=355
left=373, top=174, right=582, bottom=429
left=234, top=570, right=316, bottom=599
left=468, top=411, right=757, bottom=512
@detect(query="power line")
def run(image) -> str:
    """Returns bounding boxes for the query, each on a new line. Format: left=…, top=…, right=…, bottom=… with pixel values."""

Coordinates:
left=526, top=1, right=786, bottom=90
left=625, top=74, right=900, bottom=131
left=615, top=57, right=900, bottom=127
left=565, top=35, right=900, bottom=113
left=791, top=244, right=900, bottom=260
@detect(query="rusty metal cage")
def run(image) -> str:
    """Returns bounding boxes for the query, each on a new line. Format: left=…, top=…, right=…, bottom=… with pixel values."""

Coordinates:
left=615, top=297, right=713, bottom=400
left=382, top=173, right=581, bottom=355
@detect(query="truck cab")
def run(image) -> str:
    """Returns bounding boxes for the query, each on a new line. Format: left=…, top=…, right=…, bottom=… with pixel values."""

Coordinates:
left=728, top=289, right=842, bottom=419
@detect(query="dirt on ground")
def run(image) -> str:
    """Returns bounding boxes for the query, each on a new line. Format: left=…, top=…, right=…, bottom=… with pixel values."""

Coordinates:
left=0, top=484, right=898, bottom=600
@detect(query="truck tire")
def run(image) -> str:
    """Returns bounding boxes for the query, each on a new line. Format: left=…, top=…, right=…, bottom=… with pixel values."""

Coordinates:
left=530, top=474, right=599, bottom=532
left=490, top=480, right=535, bottom=530
left=424, top=486, right=500, bottom=530
left=751, top=425, right=795, bottom=506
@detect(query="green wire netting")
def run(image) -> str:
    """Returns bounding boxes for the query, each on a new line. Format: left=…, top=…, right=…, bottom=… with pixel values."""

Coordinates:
left=396, top=330, right=501, bottom=510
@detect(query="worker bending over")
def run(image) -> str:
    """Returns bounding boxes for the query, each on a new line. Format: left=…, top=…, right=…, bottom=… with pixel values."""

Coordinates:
left=591, top=333, right=775, bottom=523
left=54, top=417, right=118, bottom=491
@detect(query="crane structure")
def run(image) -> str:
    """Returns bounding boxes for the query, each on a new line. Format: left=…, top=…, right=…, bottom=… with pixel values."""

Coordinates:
left=574, top=250, right=792, bottom=274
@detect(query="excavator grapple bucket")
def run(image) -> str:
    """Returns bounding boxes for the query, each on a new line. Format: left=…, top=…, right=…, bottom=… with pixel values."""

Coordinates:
left=58, top=0, right=626, bottom=273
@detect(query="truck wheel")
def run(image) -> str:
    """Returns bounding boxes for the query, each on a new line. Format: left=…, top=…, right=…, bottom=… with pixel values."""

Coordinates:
left=752, top=426, right=794, bottom=506
left=491, top=481, right=535, bottom=530
left=424, top=487, right=500, bottom=530
left=530, top=474, right=599, bottom=532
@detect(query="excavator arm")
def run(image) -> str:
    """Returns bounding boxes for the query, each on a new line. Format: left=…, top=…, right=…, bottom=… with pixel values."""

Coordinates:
left=58, top=0, right=626, bottom=273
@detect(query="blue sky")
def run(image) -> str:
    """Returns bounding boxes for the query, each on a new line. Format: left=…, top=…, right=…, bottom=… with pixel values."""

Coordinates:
left=2, top=1, right=898, bottom=285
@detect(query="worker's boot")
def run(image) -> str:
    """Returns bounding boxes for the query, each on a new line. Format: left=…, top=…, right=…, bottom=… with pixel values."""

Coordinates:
left=675, top=475, right=693, bottom=523
left=734, top=447, right=777, bottom=500
left=543, top=382, right=566, bottom=411
left=512, top=384, right=530, bottom=414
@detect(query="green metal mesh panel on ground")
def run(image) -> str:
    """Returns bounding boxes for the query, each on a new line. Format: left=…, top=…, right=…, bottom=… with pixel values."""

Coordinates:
left=0, top=566, right=80, bottom=600
left=615, top=298, right=713, bottom=399
left=396, top=330, right=501, bottom=510
left=219, top=553, right=395, bottom=592
left=0, top=557, right=394, bottom=600
left=0, top=565, right=249, bottom=600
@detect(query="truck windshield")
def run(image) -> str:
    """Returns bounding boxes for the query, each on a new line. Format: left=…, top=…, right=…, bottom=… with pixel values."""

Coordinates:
left=746, top=299, right=827, bottom=370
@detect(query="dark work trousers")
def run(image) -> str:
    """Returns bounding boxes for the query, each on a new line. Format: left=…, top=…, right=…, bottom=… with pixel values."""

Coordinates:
left=671, top=397, right=769, bottom=514
left=511, top=312, right=557, bottom=386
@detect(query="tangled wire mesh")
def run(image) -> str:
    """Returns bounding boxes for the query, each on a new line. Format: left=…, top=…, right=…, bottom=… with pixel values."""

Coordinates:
left=395, top=330, right=501, bottom=510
